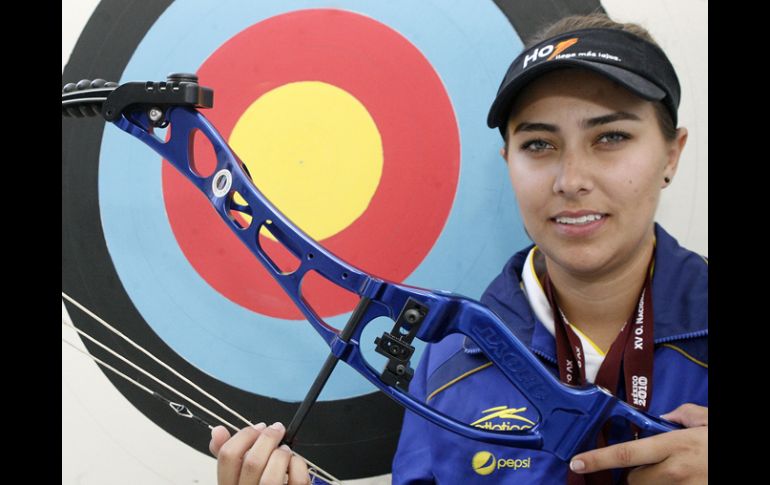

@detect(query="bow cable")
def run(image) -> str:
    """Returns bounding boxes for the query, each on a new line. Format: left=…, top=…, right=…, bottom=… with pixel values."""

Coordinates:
left=62, top=337, right=217, bottom=429
left=62, top=291, right=253, bottom=426
left=61, top=317, right=241, bottom=431
left=62, top=294, right=342, bottom=484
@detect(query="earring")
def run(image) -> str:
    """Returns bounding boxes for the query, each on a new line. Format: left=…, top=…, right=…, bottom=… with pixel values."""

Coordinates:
left=664, top=177, right=671, bottom=183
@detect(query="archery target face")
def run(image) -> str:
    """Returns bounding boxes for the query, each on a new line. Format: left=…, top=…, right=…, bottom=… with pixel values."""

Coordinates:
left=63, top=0, right=604, bottom=479
left=100, top=2, right=515, bottom=402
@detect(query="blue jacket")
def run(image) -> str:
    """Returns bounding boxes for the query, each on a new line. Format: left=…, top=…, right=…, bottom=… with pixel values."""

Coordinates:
left=392, top=224, right=708, bottom=484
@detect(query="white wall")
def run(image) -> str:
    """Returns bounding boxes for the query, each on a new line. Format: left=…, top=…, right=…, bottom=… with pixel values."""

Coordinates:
left=603, top=0, right=708, bottom=256
left=62, top=1, right=707, bottom=483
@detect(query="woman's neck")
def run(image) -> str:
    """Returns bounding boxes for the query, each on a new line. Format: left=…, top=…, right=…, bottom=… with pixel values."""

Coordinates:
left=535, top=236, right=655, bottom=352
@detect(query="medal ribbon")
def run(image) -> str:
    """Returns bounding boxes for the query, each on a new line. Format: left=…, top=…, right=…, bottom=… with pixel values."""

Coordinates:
left=541, top=256, right=655, bottom=485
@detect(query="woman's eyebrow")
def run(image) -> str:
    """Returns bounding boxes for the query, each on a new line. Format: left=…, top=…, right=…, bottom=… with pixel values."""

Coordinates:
left=513, top=111, right=642, bottom=135
left=581, top=111, right=641, bottom=129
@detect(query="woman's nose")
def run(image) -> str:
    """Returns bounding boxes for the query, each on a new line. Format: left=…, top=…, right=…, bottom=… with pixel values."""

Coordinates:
left=552, top=152, right=594, bottom=197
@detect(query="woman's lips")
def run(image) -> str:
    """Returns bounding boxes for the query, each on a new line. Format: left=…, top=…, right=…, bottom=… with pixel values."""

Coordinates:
left=550, top=213, right=608, bottom=237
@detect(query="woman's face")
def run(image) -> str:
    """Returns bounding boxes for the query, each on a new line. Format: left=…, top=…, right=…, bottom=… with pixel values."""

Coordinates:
left=503, top=68, right=687, bottom=277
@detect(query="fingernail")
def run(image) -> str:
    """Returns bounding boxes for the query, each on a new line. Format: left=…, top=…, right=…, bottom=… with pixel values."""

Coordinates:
left=570, top=459, right=585, bottom=472
left=279, top=444, right=291, bottom=452
left=253, top=422, right=267, bottom=430
left=210, top=425, right=225, bottom=438
left=660, top=413, right=672, bottom=420
left=269, top=421, right=285, bottom=431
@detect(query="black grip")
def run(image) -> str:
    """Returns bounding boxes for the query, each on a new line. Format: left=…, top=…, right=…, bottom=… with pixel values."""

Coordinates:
left=62, top=74, right=212, bottom=123
left=62, top=78, right=118, bottom=118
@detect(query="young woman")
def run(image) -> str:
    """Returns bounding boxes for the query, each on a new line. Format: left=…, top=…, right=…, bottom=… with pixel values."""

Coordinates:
left=209, top=13, right=708, bottom=485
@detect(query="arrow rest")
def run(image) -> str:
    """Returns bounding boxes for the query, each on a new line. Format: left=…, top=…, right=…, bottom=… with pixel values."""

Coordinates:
left=374, top=298, right=428, bottom=391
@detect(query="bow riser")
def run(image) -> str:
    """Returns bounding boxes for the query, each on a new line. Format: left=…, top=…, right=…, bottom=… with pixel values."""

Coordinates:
left=109, top=102, right=678, bottom=460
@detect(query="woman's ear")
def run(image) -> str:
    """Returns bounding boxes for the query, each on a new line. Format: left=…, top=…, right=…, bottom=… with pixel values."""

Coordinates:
left=500, top=146, right=510, bottom=165
left=663, top=127, right=688, bottom=186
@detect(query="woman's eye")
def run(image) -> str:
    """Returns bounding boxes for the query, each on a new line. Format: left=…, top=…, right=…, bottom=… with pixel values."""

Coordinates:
left=519, top=131, right=631, bottom=153
left=596, top=131, right=631, bottom=144
left=520, top=139, right=553, bottom=152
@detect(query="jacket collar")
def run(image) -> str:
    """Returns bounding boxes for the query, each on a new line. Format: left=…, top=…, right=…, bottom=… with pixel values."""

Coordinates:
left=464, top=224, right=708, bottom=361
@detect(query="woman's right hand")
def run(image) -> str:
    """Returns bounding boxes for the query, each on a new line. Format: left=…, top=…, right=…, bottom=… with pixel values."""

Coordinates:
left=209, top=422, right=311, bottom=485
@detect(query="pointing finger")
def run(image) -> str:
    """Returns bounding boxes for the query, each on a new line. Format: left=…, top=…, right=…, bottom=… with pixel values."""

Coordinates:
left=571, top=433, right=671, bottom=473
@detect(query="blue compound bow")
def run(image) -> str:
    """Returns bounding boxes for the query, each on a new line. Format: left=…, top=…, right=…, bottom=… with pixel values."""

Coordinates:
left=61, top=74, right=679, bottom=464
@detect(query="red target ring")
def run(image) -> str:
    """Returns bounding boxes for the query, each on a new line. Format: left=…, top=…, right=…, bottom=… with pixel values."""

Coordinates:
left=162, top=9, right=460, bottom=319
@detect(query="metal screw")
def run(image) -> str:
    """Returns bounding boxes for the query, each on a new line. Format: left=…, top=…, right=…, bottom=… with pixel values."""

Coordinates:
left=395, top=364, right=406, bottom=375
left=212, top=169, right=233, bottom=198
left=389, top=345, right=400, bottom=356
left=167, top=72, right=199, bottom=84
left=404, top=309, right=422, bottom=324
left=149, top=107, right=163, bottom=122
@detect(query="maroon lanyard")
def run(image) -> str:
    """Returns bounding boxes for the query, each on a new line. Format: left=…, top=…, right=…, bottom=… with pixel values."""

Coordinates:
left=542, top=257, right=655, bottom=484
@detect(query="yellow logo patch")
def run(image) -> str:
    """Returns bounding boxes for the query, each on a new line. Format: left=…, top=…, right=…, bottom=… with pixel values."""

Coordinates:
left=472, top=451, right=496, bottom=476
left=471, top=451, right=532, bottom=476
left=470, top=405, right=536, bottom=431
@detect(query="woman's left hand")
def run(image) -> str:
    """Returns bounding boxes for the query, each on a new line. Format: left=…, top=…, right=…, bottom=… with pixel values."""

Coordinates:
left=209, top=422, right=311, bottom=485
left=569, top=403, right=708, bottom=484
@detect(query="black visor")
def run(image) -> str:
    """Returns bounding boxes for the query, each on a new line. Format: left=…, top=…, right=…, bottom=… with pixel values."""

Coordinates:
left=487, top=28, right=681, bottom=137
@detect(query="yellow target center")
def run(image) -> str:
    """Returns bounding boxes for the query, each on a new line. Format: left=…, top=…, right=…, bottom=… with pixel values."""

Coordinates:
left=229, top=81, right=383, bottom=241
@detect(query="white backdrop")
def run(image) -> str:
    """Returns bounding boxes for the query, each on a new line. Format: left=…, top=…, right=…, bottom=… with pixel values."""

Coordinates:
left=62, top=1, right=707, bottom=483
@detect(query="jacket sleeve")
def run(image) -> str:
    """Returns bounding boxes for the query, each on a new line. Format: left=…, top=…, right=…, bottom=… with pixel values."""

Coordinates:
left=391, top=344, right=436, bottom=485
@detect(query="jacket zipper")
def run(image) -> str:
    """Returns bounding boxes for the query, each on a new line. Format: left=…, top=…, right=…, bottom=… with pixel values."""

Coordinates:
left=655, top=329, right=708, bottom=344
